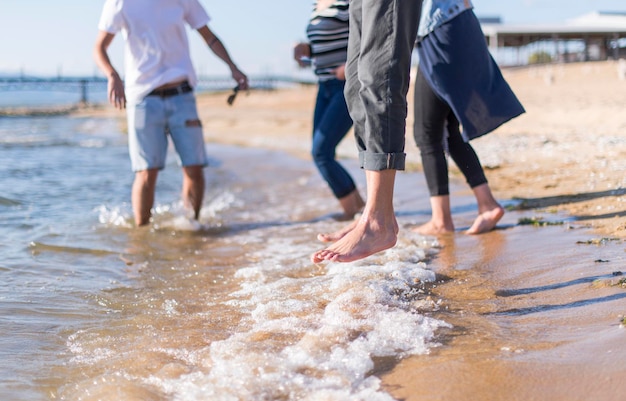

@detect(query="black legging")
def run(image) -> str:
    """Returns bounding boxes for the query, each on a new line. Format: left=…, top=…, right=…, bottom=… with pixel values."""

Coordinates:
left=413, top=67, right=487, bottom=196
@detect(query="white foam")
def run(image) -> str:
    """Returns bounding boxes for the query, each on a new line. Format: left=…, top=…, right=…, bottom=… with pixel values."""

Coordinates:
left=67, top=331, right=116, bottom=365
left=96, top=190, right=240, bottom=231
left=82, top=165, right=451, bottom=400
left=148, top=238, right=450, bottom=400
left=95, top=204, right=133, bottom=228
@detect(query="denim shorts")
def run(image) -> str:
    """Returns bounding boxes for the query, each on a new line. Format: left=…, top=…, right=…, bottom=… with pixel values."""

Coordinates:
left=126, top=92, right=208, bottom=172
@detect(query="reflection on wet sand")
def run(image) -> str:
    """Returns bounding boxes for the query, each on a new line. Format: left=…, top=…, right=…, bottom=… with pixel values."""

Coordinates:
left=383, top=223, right=626, bottom=401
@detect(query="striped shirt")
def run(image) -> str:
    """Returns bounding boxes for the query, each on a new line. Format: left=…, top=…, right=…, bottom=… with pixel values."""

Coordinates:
left=306, top=1, right=350, bottom=81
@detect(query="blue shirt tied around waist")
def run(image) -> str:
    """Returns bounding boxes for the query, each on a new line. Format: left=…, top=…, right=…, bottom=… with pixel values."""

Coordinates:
left=418, top=0, right=473, bottom=38
left=416, top=0, right=525, bottom=141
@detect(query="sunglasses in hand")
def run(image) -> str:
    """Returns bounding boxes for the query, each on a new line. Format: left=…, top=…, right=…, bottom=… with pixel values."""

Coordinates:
left=227, top=85, right=240, bottom=106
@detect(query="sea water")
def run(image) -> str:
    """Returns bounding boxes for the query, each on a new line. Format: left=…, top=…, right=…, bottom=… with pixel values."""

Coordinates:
left=0, top=107, right=450, bottom=400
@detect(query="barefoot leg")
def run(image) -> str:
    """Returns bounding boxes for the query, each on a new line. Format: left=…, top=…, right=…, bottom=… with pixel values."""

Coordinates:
left=312, top=170, right=399, bottom=263
left=182, top=165, right=205, bottom=220
left=337, top=189, right=365, bottom=219
left=412, top=195, right=455, bottom=235
left=317, top=219, right=358, bottom=243
left=132, top=169, right=158, bottom=226
left=317, top=190, right=365, bottom=242
left=466, top=183, right=504, bottom=235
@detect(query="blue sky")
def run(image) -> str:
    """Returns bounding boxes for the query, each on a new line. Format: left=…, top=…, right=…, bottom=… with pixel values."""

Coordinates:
left=0, top=0, right=624, bottom=77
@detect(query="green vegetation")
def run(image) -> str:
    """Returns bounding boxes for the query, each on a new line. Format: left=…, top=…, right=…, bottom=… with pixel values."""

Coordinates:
left=576, top=238, right=621, bottom=245
left=517, top=217, right=563, bottom=227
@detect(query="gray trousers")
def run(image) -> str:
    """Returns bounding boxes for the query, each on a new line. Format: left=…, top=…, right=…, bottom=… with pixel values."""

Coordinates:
left=344, top=0, right=423, bottom=170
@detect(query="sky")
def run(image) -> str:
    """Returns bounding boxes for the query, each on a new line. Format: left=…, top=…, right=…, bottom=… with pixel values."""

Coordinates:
left=0, top=0, right=625, bottom=78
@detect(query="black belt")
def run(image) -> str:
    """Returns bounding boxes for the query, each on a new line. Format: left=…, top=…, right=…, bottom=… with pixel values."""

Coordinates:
left=148, top=81, right=193, bottom=97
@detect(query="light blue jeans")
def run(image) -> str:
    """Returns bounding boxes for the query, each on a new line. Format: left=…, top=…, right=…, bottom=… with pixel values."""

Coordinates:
left=127, top=92, right=208, bottom=172
left=312, top=79, right=356, bottom=199
left=344, top=0, right=423, bottom=171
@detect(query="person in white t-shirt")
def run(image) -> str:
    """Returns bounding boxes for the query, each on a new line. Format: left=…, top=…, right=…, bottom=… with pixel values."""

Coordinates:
left=93, top=0, right=248, bottom=227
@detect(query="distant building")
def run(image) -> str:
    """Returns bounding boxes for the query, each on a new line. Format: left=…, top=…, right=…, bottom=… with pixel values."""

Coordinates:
left=480, top=11, right=626, bottom=66
left=477, top=16, right=502, bottom=25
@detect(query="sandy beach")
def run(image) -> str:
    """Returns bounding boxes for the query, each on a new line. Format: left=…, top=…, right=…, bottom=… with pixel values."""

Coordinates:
left=74, top=60, right=626, bottom=239
left=198, top=60, right=626, bottom=400
left=71, top=60, right=626, bottom=400
left=187, top=60, right=626, bottom=239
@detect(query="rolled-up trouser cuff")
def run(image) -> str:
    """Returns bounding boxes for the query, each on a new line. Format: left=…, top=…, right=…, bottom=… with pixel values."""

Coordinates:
left=346, top=0, right=421, bottom=173
left=359, top=151, right=406, bottom=171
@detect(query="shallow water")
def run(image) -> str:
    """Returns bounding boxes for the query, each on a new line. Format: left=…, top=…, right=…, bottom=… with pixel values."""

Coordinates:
left=2, top=111, right=625, bottom=401
left=0, top=113, right=451, bottom=400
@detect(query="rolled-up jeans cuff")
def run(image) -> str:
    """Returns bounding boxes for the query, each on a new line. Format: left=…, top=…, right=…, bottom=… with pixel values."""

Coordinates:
left=359, top=152, right=406, bottom=171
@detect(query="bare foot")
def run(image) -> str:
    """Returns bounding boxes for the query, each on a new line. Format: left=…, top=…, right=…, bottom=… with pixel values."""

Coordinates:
left=411, top=220, right=454, bottom=236
left=317, top=219, right=357, bottom=243
left=311, top=215, right=398, bottom=263
left=332, top=211, right=360, bottom=222
left=338, top=190, right=365, bottom=219
left=465, top=206, right=505, bottom=235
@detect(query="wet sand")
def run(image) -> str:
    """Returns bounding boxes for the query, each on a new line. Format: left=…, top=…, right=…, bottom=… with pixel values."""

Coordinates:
left=384, top=61, right=626, bottom=401
left=76, top=60, right=626, bottom=400
left=382, top=224, right=626, bottom=401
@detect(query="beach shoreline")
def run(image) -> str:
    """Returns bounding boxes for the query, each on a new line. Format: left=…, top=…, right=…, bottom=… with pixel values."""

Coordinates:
left=183, top=59, right=626, bottom=240
left=64, top=61, right=626, bottom=242
left=195, top=60, right=626, bottom=401
left=66, top=60, right=626, bottom=400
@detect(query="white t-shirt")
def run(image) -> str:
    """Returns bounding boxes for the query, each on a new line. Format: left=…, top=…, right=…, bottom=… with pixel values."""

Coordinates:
left=98, top=0, right=210, bottom=104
